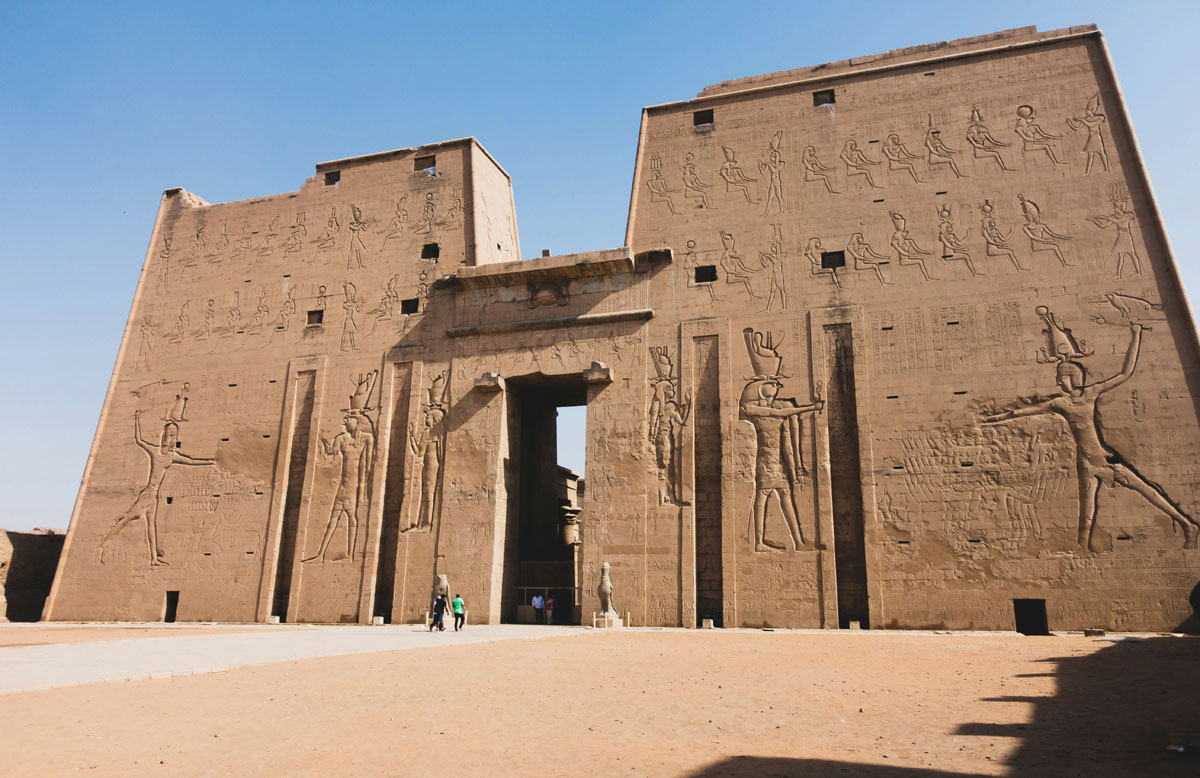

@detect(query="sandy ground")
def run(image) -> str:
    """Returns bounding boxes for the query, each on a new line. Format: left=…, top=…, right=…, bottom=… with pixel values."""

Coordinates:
left=0, top=625, right=263, bottom=647
left=0, top=630, right=1195, bottom=778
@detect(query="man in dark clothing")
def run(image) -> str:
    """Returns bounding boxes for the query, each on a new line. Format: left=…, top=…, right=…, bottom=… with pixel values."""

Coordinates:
left=430, top=594, right=449, bottom=632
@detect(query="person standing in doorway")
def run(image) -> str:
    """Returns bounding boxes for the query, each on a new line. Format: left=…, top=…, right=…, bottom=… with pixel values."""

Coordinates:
left=430, top=594, right=449, bottom=632
left=545, top=596, right=555, bottom=625
left=452, top=593, right=465, bottom=631
left=532, top=593, right=544, bottom=624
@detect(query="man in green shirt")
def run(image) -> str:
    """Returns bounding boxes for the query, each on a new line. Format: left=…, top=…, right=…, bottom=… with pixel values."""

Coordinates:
left=451, top=594, right=465, bottom=631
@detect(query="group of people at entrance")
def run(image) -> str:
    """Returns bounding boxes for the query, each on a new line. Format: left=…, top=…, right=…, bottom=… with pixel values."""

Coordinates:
left=531, top=593, right=555, bottom=624
left=430, top=593, right=465, bottom=632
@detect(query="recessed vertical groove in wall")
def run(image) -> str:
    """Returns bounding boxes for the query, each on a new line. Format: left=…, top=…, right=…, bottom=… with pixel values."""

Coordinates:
left=825, top=324, right=869, bottom=629
left=271, top=371, right=315, bottom=621
left=694, top=335, right=723, bottom=627
left=373, top=363, right=413, bottom=622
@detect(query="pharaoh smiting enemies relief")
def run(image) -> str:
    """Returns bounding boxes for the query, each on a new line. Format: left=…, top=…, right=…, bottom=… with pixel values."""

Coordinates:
left=98, top=398, right=214, bottom=567
left=982, top=305, right=1199, bottom=550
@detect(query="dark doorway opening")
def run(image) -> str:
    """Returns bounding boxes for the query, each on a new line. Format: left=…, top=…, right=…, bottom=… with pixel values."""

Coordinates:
left=501, top=374, right=586, bottom=625
left=164, top=591, right=179, bottom=623
left=825, top=324, right=870, bottom=629
left=1014, top=599, right=1050, bottom=635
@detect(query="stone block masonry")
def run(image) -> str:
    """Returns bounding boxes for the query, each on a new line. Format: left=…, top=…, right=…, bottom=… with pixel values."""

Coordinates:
left=45, top=26, right=1200, bottom=632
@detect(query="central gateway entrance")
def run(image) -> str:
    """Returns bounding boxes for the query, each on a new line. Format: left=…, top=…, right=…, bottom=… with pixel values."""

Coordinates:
left=501, top=374, right=586, bottom=625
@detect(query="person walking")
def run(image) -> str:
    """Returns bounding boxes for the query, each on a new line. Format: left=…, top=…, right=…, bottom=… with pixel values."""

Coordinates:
left=532, top=593, right=544, bottom=624
left=545, top=596, right=555, bottom=625
left=430, top=593, right=449, bottom=632
left=452, top=593, right=466, bottom=631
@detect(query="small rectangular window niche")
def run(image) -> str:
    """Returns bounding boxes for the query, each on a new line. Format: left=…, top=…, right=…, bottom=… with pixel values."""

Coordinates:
left=821, top=251, right=846, bottom=269
left=414, top=155, right=436, bottom=175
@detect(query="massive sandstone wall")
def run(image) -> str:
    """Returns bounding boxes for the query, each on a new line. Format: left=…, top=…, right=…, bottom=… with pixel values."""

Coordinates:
left=45, top=140, right=519, bottom=624
left=621, top=25, right=1200, bottom=630
left=46, top=25, right=1200, bottom=631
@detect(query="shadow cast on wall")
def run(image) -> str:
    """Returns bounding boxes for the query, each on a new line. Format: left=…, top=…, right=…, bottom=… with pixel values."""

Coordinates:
left=684, top=637, right=1199, bottom=777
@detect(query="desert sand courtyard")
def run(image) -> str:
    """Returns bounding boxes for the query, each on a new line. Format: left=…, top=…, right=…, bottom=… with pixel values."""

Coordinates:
left=0, top=625, right=1195, bottom=777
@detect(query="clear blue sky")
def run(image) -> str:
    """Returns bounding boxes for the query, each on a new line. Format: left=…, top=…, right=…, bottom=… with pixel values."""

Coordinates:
left=2, top=2, right=1198, bottom=530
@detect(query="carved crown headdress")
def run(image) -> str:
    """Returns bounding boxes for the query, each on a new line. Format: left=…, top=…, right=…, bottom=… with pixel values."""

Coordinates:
left=744, top=328, right=785, bottom=379
left=426, top=369, right=449, bottom=409
left=649, top=347, right=674, bottom=382
left=1017, top=194, right=1040, bottom=220
left=348, top=370, right=378, bottom=413
left=1034, top=305, right=1092, bottom=364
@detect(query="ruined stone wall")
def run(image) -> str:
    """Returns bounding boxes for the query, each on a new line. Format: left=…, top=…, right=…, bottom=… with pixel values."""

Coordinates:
left=2, top=530, right=64, bottom=622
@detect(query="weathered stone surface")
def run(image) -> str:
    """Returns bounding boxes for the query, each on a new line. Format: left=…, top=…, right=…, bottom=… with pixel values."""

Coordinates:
left=46, top=26, right=1200, bottom=631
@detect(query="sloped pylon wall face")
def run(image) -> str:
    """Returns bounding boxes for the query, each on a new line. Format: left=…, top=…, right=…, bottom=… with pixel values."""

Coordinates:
left=45, top=141, right=520, bottom=624
left=46, top=26, right=1200, bottom=631
left=625, top=26, right=1200, bottom=631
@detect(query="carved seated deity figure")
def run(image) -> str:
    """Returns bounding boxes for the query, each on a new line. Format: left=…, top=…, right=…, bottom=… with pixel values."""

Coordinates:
left=719, top=145, right=758, bottom=204
left=924, top=123, right=964, bottom=178
left=800, top=145, right=838, bottom=194
left=888, top=210, right=934, bottom=280
left=882, top=133, right=924, bottom=184
left=1013, top=104, right=1063, bottom=165
left=1018, top=194, right=1072, bottom=267
left=979, top=200, right=1027, bottom=271
left=965, top=107, right=1011, bottom=171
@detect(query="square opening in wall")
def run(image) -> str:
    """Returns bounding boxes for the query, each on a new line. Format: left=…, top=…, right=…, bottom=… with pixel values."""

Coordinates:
left=421, top=243, right=440, bottom=260
left=694, top=265, right=718, bottom=283
left=306, top=310, right=324, bottom=326
left=813, top=89, right=835, bottom=107
left=324, top=170, right=340, bottom=186
left=1013, top=599, right=1049, bottom=636
left=414, top=155, right=436, bottom=175
left=821, top=250, right=846, bottom=269
left=693, top=108, right=714, bottom=127
left=401, top=298, right=419, bottom=315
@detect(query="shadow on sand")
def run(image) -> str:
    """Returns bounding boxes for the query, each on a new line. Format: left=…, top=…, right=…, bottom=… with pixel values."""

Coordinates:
left=683, top=636, right=1198, bottom=777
